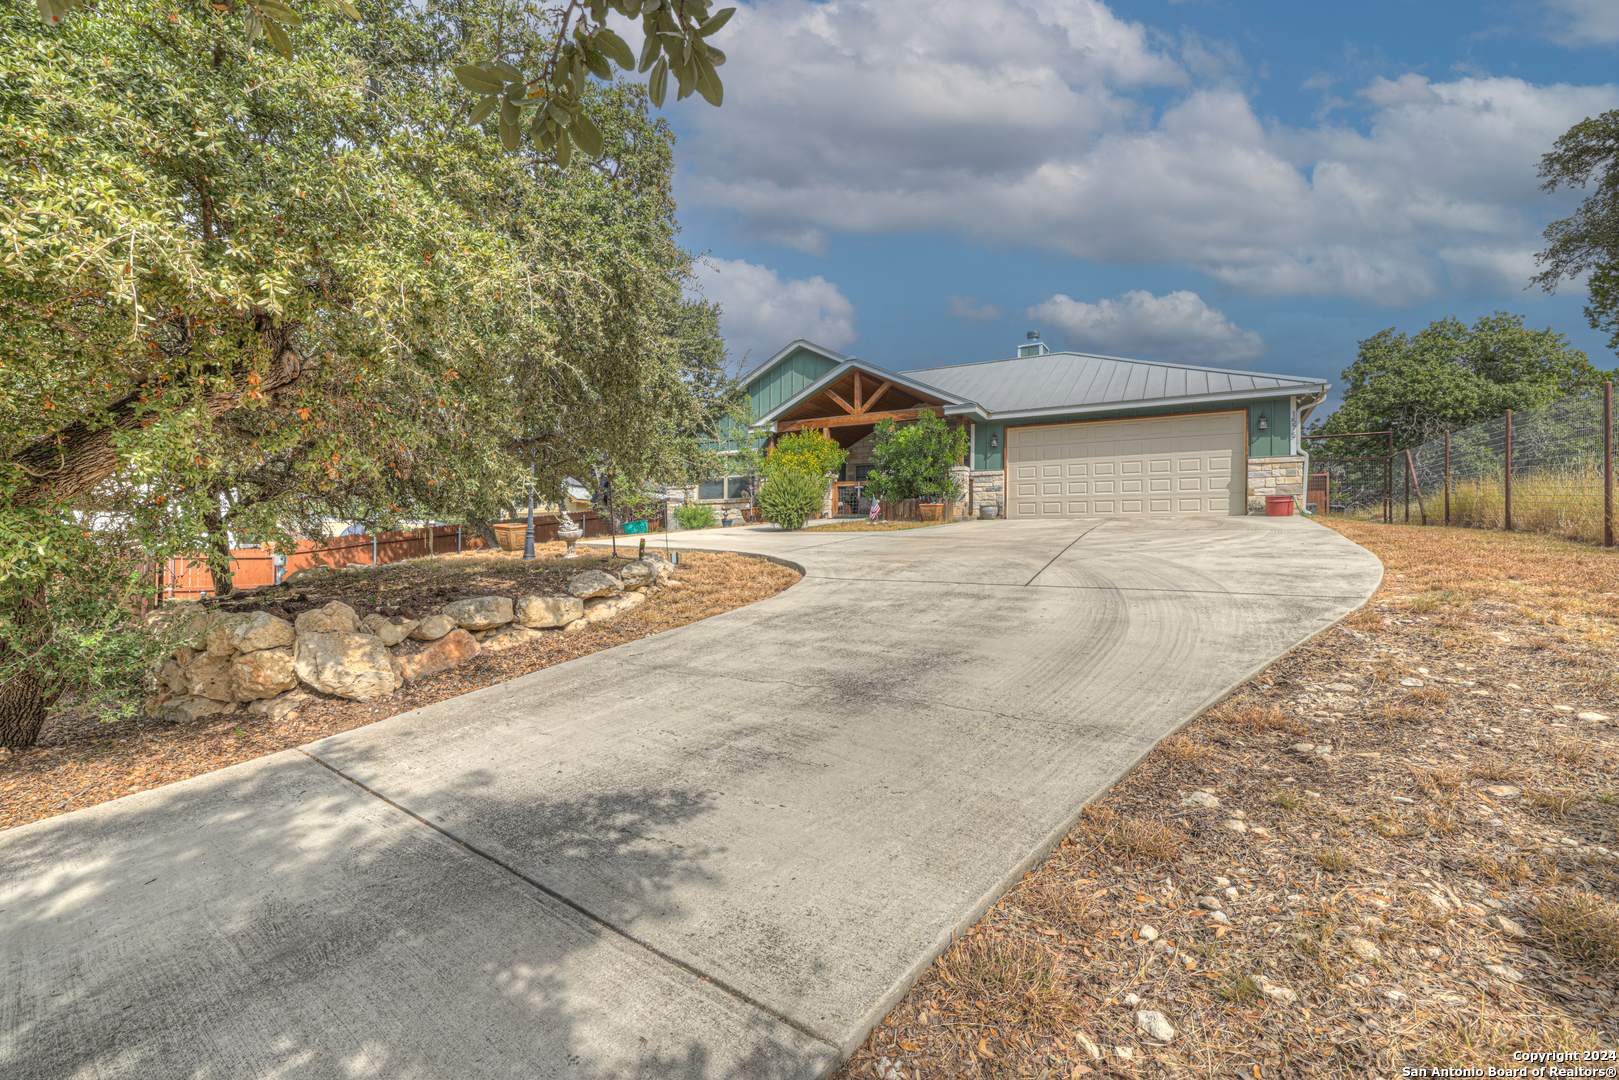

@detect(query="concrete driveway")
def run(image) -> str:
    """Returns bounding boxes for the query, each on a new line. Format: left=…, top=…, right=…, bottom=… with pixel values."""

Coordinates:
left=1, top=518, right=1381, bottom=1079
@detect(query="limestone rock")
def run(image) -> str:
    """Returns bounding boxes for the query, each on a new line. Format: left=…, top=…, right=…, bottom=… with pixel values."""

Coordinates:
left=293, top=632, right=397, bottom=700
left=1073, top=1032, right=1102, bottom=1061
left=181, top=652, right=236, bottom=701
left=230, top=647, right=298, bottom=700
left=442, top=596, right=514, bottom=631
left=1136, top=1010, right=1175, bottom=1042
left=579, top=591, right=646, bottom=624
left=160, top=695, right=229, bottom=722
left=1483, top=963, right=1524, bottom=983
left=479, top=626, right=547, bottom=653
left=1139, top=925, right=1158, bottom=941
left=159, top=657, right=186, bottom=695
left=1347, top=937, right=1382, bottom=962
left=617, top=558, right=663, bottom=588
left=408, top=613, right=456, bottom=641
left=247, top=690, right=310, bottom=721
left=1197, top=895, right=1223, bottom=911
left=1494, top=915, right=1528, bottom=939
left=294, top=601, right=360, bottom=635
left=282, top=566, right=335, bottom=585
left=1257, top=976, right=1299, bottom=1006
left=1576, top=711, right=1610, bottom=722
left=515, top=595, right=583, bottom=628
left=568, top=569, right=622, bottom=599
left=229, top=612, right=296, bottom=654
left=362, top=613, right=416, bottom=646
left=202, top=614, right=252, bottom=656
left=397, top=629, right=479, bottom=682
left=1482, top=785, right=1522, bottom=798
left=1179, top=790, right=1220, bottom=809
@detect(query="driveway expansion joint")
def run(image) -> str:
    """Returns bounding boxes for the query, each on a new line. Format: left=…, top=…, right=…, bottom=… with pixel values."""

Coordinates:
left=295, top=748, right=841, bottom=1052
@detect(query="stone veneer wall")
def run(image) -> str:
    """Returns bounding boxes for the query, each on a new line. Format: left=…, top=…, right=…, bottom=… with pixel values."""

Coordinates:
left=967, top=470, right=1005, bottom=515
left=1247, top=455, right=1305, bottom=513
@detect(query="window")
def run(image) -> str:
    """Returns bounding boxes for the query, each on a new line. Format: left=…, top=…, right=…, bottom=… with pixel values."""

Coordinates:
left=698, top=476, right=753, bottom=501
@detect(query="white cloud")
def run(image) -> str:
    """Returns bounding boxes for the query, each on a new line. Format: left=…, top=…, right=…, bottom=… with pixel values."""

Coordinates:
left=691, top=258, right=857, bottom=367
left=945, top=295, right=1004, bottom=323
left=1027, top=289, right=1267, bottom=364
left=670, top=0, right=1619, bottom=305
left=1544, top=0, right=1619, bottom=45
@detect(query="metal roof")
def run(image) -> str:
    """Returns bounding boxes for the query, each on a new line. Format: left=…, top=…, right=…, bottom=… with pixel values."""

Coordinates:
left=901, top=351, right=1329, bottom=417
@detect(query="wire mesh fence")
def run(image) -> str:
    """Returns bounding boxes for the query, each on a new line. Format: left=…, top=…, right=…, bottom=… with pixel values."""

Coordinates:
left=1308, top=385, right=1617, bottom=546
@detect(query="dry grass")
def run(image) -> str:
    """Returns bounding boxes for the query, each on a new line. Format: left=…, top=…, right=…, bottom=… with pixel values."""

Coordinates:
left=0, top=551, right=800, bottom=831
left=1532, top=890, right=1619, bottom=970
left=835, top=520, right=1619, bottom=1080
left=806, top=520, right=937, bottom=532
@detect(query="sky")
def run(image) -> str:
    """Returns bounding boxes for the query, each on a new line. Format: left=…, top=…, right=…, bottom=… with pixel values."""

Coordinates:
left=645, top=0, right=1619, bottom=416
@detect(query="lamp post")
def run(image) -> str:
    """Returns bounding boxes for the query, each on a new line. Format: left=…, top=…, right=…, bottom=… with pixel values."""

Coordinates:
left=522, top=469, right=536, bottom=560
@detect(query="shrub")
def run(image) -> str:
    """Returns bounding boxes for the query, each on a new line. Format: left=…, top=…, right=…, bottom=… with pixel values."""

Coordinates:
left=865, top=411, right=969, bottom=504
left=756, top=469, right=825, bottom=530
left=764, top=430, right=846, bottom=479
left=673, top=503, right=718, bottom=530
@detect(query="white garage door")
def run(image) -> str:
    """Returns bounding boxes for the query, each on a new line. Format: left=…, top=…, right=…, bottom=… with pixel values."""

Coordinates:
left=1007, top=411, right=1246, bottom=518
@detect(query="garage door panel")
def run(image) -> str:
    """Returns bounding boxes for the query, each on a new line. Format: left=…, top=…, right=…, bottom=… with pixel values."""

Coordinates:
left=1007, top=412, right=1245, bottom=519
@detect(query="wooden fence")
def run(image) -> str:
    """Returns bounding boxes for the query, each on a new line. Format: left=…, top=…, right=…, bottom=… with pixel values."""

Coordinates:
left=876, top=498, right=958, bottom=523
left=155, top=513, right=625, bottom=599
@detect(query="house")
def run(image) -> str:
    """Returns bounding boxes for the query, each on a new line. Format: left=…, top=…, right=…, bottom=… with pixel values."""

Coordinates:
left=694, top=335, right=1330, bottom=519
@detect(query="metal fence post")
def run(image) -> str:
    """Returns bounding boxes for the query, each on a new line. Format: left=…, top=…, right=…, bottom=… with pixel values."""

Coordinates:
left=1444, top=430, right=1451, bottom=526
left=1606, top=381, right=1614, bottom=548
left=1386, top=429, right=1394, bottom=524
left=1504, top=409, right=1513, bottom=532
left=1403, top=456, right=1410, bottom=523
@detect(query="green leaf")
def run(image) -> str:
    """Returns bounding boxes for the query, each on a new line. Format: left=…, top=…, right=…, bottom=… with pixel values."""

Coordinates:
left=500, top=99, right=521, bottom=126
left=254, top=0, right=304, bottom=27
left=546, top=102, right=571, bottom=127
left=488, top=61, right=524, bottom=82
left=673, top=54, right=695, bottom=100
left=697, top=6, right=734, bottom=36
left=453, top=65, right=506, bottom=96
left=36, top=0, right=59, bottom=26
left=243, top=10, right=262, bottom=44
left=694, top=53, right=722, bottom=106
left=336, top=0, right=361, bottom=20
left=466, top=95, right=497, bottom=125
left=638, top=31, right=661, bottom=73
left=499, top=119, right=519, bottom=152
left=706, top=45, right=725, bottom=67
left=584, top=48, right=611, bottom=81
left=594, top=29, right=635, bottom=70
left=263, top=16, right=294, bottom=56
left=569, top=111, right=604, bottom=157
left=648, top=56, right=668, bottom=108
left=555, top=127, right=572, bottom=167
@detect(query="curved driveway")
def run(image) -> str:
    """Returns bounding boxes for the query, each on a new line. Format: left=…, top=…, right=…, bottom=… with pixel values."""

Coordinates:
left=1, top=517, right=1381, bottom=1079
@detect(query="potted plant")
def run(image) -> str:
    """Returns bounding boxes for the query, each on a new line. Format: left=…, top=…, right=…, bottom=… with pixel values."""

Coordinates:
left=866, top=412, right=970, bottom=522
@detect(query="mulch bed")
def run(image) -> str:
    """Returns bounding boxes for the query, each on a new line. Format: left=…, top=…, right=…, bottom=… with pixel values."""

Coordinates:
left=836, top=520, right=1619, bottom=1079
left=0, top=549, right=799, bottom=832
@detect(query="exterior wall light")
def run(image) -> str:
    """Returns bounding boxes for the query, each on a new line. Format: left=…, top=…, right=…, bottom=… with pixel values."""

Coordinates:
left=1257, top=413, right=1269, bottom=431
left=990, top=433, right=999, bottom=449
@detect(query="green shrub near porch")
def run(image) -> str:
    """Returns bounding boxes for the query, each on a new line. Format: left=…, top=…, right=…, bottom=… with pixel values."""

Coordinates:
left=757, top=470, right=826, bottom=531
left=866, top=412, right=969, bottom=504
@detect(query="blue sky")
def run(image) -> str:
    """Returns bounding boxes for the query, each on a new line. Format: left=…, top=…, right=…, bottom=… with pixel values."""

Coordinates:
left=648, top=0, right=1618, bottom=416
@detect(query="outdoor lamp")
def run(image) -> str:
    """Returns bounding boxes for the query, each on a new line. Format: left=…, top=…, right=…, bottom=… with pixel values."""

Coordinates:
left=990, top=433, right=999, bottom=449
left=1257, top=413, right=1269, bottom=431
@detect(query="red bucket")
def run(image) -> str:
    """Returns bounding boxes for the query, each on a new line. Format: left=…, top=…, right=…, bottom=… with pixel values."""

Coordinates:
left=1265, top=495, right=1296, bottom=517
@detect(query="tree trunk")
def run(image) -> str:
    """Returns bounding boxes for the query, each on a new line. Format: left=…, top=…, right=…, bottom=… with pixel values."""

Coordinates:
left=7, top=321, right=302, bottom=506
left=0, top=668, right=51, bottom=750
left=201, top=501, right=237, bottom=598
left=0, top=582, right=59, bottom=750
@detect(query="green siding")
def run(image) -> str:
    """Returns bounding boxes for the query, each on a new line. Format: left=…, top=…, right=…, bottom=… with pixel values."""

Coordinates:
left=1247, top=396, right=1293, bottom=458
left=746, top=347, right=841, bottom=420
left=971, top=399, right=1296, bottom=471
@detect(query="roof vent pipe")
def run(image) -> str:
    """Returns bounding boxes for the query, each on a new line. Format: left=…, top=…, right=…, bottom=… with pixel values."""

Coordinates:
left=1026, top=331, right=1039, bottom=340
